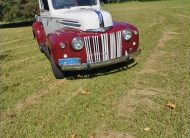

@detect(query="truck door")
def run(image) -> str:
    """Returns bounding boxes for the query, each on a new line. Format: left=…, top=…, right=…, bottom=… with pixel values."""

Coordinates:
left=39, top=0, right=50, bottom=34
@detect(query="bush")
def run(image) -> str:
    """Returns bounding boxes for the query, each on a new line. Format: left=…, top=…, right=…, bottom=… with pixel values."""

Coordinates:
left=0, top=1, right=3, bottom=21
left=19, top=1, right=39, bottom=21
left=102, top=0, right=161, bottom=3
left=1, top=0, right=38, bottom=22
left=1, top=0, right=161, bottom=22
left=138, top=0, right=161, bottom=1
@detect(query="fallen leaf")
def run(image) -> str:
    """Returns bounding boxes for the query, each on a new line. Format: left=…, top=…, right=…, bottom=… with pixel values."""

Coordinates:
left=38, top=76, right=51, bottom=82
left=89, top=133, right=96, bottom=138
left=101, top=113, right=104, bottom=117
left=44, top=79, right=50, bottom=82
left=8, top=113, right=16, bottom=118
left=78, top=90, right=90, bottom=95
left=166, top=102, right=176, bottom=109
left=108, top=93, right=115, bottom=96
left=38, top=77, right=43, bottom=79
left=70, top=133, right=77, bottom=138
left=172, top=112, right=179, bottom=115
left=144, top=127, right=151, bottom=132
left=42, top=77, right=51, bottom=82
left=103, top=132, right=109, bottom=136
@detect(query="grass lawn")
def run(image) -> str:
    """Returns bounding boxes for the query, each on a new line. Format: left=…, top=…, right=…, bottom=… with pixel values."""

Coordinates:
left=0, top=0, right=189, bottom=137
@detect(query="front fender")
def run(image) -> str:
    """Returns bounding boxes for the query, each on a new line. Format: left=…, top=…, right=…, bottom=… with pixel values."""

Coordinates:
left=47, top=31, right=87, bottom=66
left=32, top=21, right=46, bottom=45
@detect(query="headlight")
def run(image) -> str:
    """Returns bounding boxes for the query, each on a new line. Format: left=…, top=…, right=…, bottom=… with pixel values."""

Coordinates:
left=72, top=37, right=84, bottom=50
left=122, top=29, right=132, bottom=41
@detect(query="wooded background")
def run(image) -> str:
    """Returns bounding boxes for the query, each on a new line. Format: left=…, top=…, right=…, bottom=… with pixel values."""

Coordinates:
left=0, top=0, right=160, bottom=22
left=0, top=0, right=38, bottom=22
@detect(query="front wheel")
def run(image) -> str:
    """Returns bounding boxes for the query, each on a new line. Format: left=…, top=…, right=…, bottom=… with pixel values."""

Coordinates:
left=39, top=45, right=44, bottom=53
left=50, top=57, right=65, bottom=79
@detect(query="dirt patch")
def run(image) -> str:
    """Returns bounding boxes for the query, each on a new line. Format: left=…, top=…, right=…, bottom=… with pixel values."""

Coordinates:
left=139, top=31, right=180, bottom=74
left=117, top=30, right=180, bottom=116
left=13, top=79, right=65, bottom=112
left=176, top=14, right=190, bottom=19
left=128, top=89, right=159, bottom=97
left=0, top=37, right=32, bottom=46
left=0, top=112, right=2, bottom=122
left=188, top=47, right=190, bottom=69
left=93, top=131, right=135, bottom=138
left=166, top=32, right=182, bottom=35
left=149, top=16, right=165, bottom=28
left=1, top=44, right=36, bottom=54
left=117, top=88, right=162, bottom=118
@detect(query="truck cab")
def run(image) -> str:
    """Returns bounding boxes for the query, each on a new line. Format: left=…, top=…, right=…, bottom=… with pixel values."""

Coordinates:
left=32, top=0, right=141, bottom=79
left=38, top=0, right=112, bottom=34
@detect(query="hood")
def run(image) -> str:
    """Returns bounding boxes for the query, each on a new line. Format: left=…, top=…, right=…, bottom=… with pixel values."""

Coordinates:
left=54, top=9, right=113, bottom=31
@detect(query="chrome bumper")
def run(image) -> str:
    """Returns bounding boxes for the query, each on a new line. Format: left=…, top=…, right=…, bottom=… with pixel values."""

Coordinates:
left=60, top=49, right=141, bottom=71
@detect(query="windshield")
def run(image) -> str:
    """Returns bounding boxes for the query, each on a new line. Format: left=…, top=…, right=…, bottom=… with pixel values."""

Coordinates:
left=52, top=0, right=97, bottom=9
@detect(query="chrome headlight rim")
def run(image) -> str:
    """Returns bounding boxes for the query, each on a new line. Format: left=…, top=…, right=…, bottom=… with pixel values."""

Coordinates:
left=72, top=37, right=84, bottom=51
left=122, top=29, right=132, bottom=41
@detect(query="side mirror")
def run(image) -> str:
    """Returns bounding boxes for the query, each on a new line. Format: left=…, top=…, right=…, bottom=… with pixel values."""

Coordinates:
left=32, top=10, right=36, bottom=16
left=100, top=0, right=104, bottom=6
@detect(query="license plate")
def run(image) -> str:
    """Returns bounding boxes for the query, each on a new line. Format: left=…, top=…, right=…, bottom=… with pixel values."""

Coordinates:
left=59, top=58, right=80, bottom=66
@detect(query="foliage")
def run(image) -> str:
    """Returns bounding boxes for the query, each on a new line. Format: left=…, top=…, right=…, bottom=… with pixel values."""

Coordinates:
left=0, top=0, right=38, bottom=22
left=0, top=0, right=165, bottom=22
left=18, top=0, right=39, bottom=21
left=138, top=0, right=160, bottom=2
left=102, top=0, right=161, bottom=3
left=0, top=0, right=4, bottom=21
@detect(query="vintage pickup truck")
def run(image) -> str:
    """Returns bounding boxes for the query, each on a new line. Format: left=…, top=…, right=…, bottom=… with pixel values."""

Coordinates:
left=32, top=0, right=141, bottom=79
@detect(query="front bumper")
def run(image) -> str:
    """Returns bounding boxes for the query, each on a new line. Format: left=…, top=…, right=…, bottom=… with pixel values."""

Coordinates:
left=60, top=49, right=141, bottom=71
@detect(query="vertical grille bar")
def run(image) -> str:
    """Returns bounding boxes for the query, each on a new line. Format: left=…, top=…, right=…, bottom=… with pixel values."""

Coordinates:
left=96, top=36, right=101, bottom=62
left=100, top=34, right=105, bottom=61
left=92, top=37, right=97, bottom=62
left=84, top=37, right=93, bottom=63
left=110, top=33, right=116, bottom=59
left=105, top=34, right=109, bottom=61
left=101, top=33, right=109, bottom=61
left=116, top=31, right=122, bottom=57
left=92, top=36, right=101, bottom=62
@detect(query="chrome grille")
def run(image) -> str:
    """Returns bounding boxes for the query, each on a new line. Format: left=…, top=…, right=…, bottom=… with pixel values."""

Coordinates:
left=84, top=31, right=122, bottom=63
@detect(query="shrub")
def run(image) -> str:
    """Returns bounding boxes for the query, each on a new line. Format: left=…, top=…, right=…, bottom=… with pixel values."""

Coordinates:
left=1, top=0, right=38, bottom=22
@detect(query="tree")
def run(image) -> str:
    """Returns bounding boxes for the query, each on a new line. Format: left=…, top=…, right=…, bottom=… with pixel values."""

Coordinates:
left=102, top=0, right=122, bottom=3
left=0, top=0, right=38, bottom=22
left=2, top=0, right=21, bottom=21
left=19, top=0, right=39, bottom=21
left=0, top=0, right=3, bottom=21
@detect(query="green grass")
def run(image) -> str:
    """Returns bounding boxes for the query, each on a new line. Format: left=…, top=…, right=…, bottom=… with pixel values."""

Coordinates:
left=0, top=0, right=189, bottom=137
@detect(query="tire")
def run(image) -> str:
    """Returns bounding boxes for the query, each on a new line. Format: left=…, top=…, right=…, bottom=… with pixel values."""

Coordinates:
left=39, top=45, right=44, bottom=53
left=50, top=56, right=65, bottom=79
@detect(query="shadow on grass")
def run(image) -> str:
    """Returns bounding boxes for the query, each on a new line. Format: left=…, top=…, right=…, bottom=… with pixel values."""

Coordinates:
left=40, top=46, right=138, bottom=79
left=0, top=21, right=34, bottom=29
left=64, top=59, right=137, bottom=80
left=0, top=51, right=13, bottom=61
